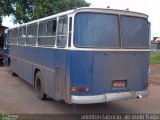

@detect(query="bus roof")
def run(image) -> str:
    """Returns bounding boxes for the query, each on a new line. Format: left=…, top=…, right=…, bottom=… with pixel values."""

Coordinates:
left=75, top=7, right=148, bottom=18
left=6, top=7, right=148, bottom=30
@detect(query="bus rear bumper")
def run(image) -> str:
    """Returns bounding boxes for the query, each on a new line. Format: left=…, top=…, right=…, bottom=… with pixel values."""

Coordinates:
left=71, top=90, right=149, bottom=104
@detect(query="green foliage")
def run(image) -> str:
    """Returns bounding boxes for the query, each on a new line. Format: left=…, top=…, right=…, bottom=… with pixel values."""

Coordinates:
left=0, top=0, right=15, bottom=25
left=0, top=112, right=7, bottom=118
left=150, top=52, right=160, bottom=64
left=0, top=113, right=18, bottom=120
left=0, top=0, right=90, bottom=24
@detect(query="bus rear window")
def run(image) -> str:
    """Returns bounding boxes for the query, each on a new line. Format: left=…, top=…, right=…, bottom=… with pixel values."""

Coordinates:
left=74, top=13, right=120, bottom=48
left=121, top=16, right=149, bottom=48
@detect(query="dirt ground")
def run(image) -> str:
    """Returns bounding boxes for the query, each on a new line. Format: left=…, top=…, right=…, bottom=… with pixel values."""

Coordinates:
left=149, top=64, right=160, bottom=84
left=0, top=64, right=159, bottom=119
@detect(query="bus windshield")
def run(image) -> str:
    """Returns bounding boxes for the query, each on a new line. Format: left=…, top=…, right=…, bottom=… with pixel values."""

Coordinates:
left=74, top=12, right=149, bottom=49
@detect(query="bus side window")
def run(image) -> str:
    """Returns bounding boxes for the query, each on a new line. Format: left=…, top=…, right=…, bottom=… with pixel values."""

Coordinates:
left=26, top=24, right=37, bottom=46
left=18, top=26, right=26, bottom=45
left=8, top=30, right=11, bottom=44
left=47, top=20, right=56, bottom=36
left=68, top=17, right=72, bottom=47
left=57, top=16, right=68, bottom=47
left=39, top=21, right=47, bottom=36
left=11, top=28, right=18, bottom=45
left=38, top=20, right=56, bottom=47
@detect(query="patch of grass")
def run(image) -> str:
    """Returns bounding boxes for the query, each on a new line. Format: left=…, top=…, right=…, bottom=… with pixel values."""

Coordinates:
left=0, top=113, right=18, bottom=120
left=150, top=52, right=160, bottom=64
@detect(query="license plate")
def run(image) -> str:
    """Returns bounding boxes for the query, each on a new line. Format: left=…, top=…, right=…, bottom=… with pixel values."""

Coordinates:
left=112, top=80, right=127, bottom=88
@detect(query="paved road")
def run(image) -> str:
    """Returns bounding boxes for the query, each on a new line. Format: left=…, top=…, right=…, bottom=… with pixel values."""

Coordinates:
left=0, top=66, right=160, bottom=114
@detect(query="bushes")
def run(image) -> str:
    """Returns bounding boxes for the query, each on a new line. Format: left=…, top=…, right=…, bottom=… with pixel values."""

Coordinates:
left=0, top=113, right=18, bottom=120
left=150, top=52, right=160, bottom=64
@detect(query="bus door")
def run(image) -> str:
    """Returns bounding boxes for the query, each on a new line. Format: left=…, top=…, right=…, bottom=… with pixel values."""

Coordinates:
left=3, top=33, right=9, bottom=66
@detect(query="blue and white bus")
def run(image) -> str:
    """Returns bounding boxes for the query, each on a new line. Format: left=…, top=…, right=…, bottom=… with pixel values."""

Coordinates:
left=4, top=8, right=150, bottom=104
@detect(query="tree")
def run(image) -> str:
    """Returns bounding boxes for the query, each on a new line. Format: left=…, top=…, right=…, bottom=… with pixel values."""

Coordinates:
left=0, top=0, right=90, bottom=25
left=0, top=0, right=15, bottom=25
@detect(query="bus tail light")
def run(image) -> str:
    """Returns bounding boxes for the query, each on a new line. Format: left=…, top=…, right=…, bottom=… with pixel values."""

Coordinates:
left=77, top=86, right=84, bottom=92
left=85, top=86, right=90, bottom=92
left=71, top=86, right=90, bottom=93
left=72, top=86, right=77, bottom=92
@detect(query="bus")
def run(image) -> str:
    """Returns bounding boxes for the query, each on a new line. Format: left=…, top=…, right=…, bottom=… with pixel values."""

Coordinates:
left=4, top=8, right=150, bottom=104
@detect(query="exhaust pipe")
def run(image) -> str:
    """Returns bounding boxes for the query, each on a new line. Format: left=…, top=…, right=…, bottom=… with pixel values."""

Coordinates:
left=137, top=94, right=142, bottom=99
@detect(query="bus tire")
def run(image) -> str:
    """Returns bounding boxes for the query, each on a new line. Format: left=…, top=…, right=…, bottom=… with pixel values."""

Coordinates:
left=35, top=71, right=46, bottom=100
left=8, top=61, right=17, bottom=76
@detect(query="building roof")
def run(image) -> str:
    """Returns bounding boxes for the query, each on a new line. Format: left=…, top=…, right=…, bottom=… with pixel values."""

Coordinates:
left=0, top=26, right=8, bottom=36
left=0, top=25, right=8, bottom=29
left=151, top=38, right=160, bottom=45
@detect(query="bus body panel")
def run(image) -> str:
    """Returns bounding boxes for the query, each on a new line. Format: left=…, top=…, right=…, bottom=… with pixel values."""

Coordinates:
left=8, top=45, right=69, bottom=100
left=9, top=46, right=55, bottom=69
left=3, top=47, right=9, bottom=66
left=8, top=45, right=58, bottom=98
left=68, top=51, right=149, bottom=96
left=92, top=51, right=149, bottom=95
left=44, top=69, right=55, bottom=98
left=3, top=33, right=9, bottom=66
left=7, top=45, right=150, bottom=102
left=54, top=50, right=67, bottom=100
left=23, top=62, right=33, bottom=85
left=67, top=51, right=93, bottom=96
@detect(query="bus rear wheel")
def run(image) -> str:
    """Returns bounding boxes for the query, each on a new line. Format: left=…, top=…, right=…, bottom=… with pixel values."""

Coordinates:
left=35, top=71, right=46, bottom=100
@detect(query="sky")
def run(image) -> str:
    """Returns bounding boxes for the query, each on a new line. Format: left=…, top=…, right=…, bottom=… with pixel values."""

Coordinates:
left=2, top=0, right=160, bottom=38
